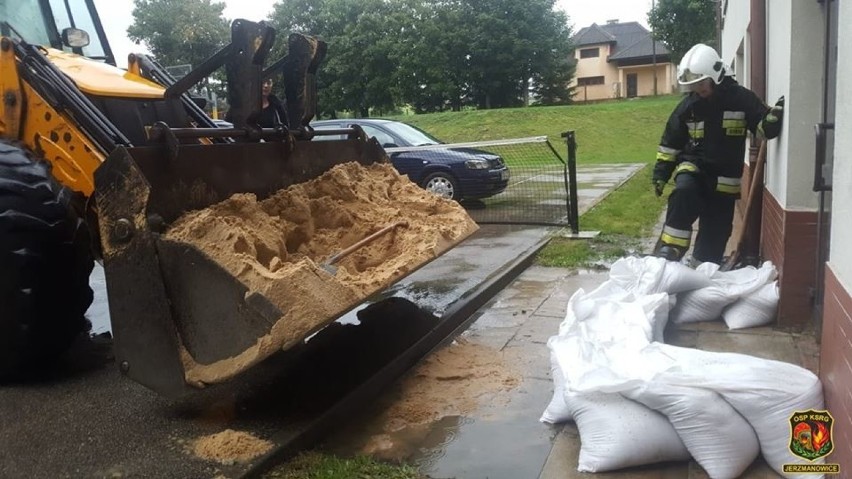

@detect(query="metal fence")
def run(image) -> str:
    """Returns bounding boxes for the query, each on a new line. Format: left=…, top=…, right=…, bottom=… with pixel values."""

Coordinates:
left=385, top=133, right=579, bottom=230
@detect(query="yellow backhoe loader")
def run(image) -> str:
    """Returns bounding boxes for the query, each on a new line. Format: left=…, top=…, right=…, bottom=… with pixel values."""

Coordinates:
left=0, top=1, right=470, bottom=398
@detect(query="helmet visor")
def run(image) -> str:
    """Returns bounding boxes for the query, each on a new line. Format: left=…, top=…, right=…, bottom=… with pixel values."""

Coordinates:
left=678, top=68, right=708, bottom=85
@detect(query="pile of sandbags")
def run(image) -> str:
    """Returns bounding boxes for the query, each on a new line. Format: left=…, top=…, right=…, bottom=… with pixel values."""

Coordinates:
left=670, top=261, right=779, bottom=329
left=540, top=256, right=824, bottom=479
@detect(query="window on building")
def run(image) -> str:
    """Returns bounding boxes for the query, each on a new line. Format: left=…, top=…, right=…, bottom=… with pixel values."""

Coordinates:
left=580, top=48, right=600, bottom=59
left=577, top=76, right=605, bottom=86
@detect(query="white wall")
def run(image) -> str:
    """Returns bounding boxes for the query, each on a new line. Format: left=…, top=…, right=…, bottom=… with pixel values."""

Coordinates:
left=721, top=0, right=750, bottom=80
left=829, top=0, right=852, bottom=285
left=764, top=0, right=821, bottom=211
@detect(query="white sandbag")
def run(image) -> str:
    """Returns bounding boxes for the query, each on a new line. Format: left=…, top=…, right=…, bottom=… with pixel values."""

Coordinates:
left=711, top=261, right=778, bottom=297
left=624, top=382, right=760, bottom=479
left=551, top=288, right=670, bottom=393
left=670, top=261, right=778, bottom=324
left=658, top=260, right=713, bottom=294
left=558, top=287, right=668, bottom=345
left=646, top=344, right=825, bottom=478
left=670, top=285, right=733, bottom=323
left=540, top=351, right=572, bottom=424
left=696, top=261, right=721, bottom=277
left=608, top=256, right=666, bottom=295
left=568, top=391, right=691, bottom=472
left=608, top=256, right=711, bottom=295
left=723, top=281, right=779, bottom=329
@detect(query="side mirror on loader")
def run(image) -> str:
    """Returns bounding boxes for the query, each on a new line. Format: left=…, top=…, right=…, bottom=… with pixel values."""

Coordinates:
left=61, top=28, right=90, bottom=48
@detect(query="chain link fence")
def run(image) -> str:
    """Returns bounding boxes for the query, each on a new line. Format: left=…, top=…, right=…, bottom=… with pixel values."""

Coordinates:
left=385, top=134, right=579, bottom=230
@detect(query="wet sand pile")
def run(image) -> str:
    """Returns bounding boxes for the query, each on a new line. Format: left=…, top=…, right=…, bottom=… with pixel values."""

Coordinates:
left=379, top=339, right=521, bottom=431
left=191, top=429, right=273, bottom=464
left=165, top=162, right=479, bottom=386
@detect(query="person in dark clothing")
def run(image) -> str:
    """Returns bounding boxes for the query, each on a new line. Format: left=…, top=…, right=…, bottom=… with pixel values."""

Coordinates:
left=652, top=43, right=785, bottom=265
left=257, top=78, right=289, bottom=128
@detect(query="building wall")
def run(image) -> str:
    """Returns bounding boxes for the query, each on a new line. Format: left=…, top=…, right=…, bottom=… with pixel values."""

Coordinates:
left=572, top=43, right=675, bottom=101
left=830, top=0, right=852, bottom=285
left=748, top=0, right=820, bottom=331
left=761, top=190, right=818, bottom=328
left=821, top=266, right=852, bottom=472
left=822, top=0, right=852, bottom=470
left=619, top=64, right=673, bottom=97
left=720, top=0, right=750, bottom=76
left=764, top=0, right=822, bottom=211
left=572, top=44, right=618, bottom=101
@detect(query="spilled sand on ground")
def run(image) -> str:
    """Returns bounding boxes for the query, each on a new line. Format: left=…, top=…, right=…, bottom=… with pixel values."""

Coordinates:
left=191, top=429, right=273, bottom=464
left=164, top=162, right=479, bottom=386
left=380, top=338, right=521, bottom=430
left=358, top=338, right=521, bottom=455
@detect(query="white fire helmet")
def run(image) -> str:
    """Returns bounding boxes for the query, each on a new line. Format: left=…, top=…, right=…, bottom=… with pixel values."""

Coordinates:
left=677, top=44, right=727, bottom=85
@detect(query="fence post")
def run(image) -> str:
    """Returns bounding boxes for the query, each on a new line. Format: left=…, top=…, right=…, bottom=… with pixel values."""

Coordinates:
left=561, top=130, right=580, bottom=234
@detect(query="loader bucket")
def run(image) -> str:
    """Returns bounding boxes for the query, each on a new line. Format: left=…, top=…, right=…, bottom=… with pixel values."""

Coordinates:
left=93, top=134, right=478, bottom=398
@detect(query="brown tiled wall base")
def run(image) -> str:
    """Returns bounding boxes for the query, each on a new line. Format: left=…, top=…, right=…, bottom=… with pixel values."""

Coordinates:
left=820, top=265, right=852, bottom=471
left=761, top=190, right=817, bottom=329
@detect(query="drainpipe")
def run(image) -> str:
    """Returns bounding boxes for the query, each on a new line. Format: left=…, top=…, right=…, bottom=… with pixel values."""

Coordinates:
left=742, top=0, right=766, bottom=261
left=749, top=0, right=766, bottom=100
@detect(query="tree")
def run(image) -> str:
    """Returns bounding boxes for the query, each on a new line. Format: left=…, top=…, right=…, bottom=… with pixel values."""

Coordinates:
left=269, top=0, right=577, bottom=114
left=648, top=0, right=716, bottom=63
left=269, top=0, right=403, bottom=117
left=391, top=0, right=472, bottom=112
left=127, top=0, right=230, bottom=70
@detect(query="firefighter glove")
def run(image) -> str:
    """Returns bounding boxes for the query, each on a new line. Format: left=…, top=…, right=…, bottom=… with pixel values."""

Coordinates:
left=652, top=160, right=676, bottom=184
left=760, top=96, right=785, bottom=139
left=766, top=96, right=784, bottom=123
left=654, top=180, right=666, bottom=197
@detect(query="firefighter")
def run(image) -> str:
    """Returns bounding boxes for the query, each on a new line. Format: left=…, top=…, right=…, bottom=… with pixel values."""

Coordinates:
left=652, top=43, right=784, bottom=264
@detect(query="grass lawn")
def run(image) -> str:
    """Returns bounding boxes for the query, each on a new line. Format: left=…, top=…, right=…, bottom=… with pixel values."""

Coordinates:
left=391, top=94, right=681, bottom=164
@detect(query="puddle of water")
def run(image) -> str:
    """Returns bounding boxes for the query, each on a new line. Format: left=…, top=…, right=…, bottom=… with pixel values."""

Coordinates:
left=410, top=411, right=556, bottom=479
left=326, top=372, right=560, bottom=479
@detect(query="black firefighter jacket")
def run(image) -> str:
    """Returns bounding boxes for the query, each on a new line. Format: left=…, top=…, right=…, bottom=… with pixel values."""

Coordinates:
left=653, top=77, right=781, bottom=194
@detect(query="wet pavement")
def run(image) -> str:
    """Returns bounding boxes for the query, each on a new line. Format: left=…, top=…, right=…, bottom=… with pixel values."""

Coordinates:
left=322, top=265, right=820, bottom=479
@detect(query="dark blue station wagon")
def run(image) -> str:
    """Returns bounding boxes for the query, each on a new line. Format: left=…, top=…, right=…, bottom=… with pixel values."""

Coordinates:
left=310, top=119, right=509, bottom=201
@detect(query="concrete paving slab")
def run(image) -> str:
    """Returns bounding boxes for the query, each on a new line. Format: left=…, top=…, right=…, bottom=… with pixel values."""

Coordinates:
left=460, top=327, right=518, bottom=351
left=696, top=330, right=801, bottom=364
left=559, top=230, right=601, bottom=239
left=540, top=423, right=690, bottom=479
left=514, top=314, right=563, bottom=346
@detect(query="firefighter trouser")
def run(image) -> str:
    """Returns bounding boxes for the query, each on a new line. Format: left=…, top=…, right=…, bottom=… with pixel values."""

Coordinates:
left=657, top=171, right=737, bottom=264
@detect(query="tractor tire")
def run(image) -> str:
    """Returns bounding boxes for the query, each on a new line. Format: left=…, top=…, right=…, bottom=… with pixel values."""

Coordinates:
left=0, top=142, right=94, bottom=379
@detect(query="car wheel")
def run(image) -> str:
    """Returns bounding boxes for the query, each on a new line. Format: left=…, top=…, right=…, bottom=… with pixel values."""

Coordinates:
left=0, top=142, right=94, bottom=379
left=421, top=171, right=459, bottom=201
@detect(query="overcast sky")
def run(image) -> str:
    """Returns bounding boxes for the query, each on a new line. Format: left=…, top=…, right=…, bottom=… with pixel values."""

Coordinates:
left=92, top=0, right=653, bottom=67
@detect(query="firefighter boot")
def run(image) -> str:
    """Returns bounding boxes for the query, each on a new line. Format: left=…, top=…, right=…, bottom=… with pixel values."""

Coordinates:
left=652, top=239, right=686, bottom=262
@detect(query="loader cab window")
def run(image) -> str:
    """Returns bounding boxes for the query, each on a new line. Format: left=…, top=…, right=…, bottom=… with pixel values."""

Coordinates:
left=48, top=0, right=109, bottom=60
left=0, top=0, right=110, bottom=62
left=0, top=0, right=59, bottom=48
